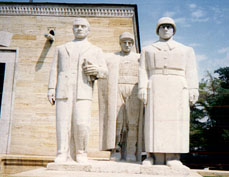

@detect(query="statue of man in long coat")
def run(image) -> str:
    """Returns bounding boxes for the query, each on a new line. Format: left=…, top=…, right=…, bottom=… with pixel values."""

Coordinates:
left=138, top=17, right=199, bottom=167
left=98, top=32, right=141, bottom=162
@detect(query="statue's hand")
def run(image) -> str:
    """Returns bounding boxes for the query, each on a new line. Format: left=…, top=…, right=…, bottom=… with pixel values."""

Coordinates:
left=138, top=88, right=147, bottom=105
left=48, top=88, right=56, bottom=105
left=189, top=89, right=199, bottom=105
left=83, top=62, right=98, bottom=76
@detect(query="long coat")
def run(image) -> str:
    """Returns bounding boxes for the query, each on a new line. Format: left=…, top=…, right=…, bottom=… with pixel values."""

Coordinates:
left=98, top=52, right=140, bottom=151
left=48, top=40, right=107, bottom=100
left=138, top=39, right=198, bottom=153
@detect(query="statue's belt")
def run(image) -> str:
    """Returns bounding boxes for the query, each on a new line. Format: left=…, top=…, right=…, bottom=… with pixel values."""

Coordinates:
left=150, top=68, right=185, bottom=76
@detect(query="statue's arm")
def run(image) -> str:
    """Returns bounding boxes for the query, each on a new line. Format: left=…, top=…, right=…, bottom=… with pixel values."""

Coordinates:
left=48, top=47, right=58, bottom=105
left=95, top=49, right=108, bottom=79
left=82, top=48, right=108, bottom=79
left=138, top=48, right=148, bottom=104
left=185, top=47, right=199, bottom=105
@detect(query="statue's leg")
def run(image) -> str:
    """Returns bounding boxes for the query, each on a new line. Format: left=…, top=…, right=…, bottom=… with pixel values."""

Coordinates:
left=166, top=153, right=180, bottom=161
left=126, top=85, right=140, bottom=162
left=72, top=99, right=91, bottom=163
left=143, top=153, right=166, bottom=165
left=126, top=124, right=137, bottom=162
left=154, top=153, right=165, bottom=165
left=55, top=99, right=72, bottom=163
left=166, top=153, right=189, bottom=168
left=70, top=121, right=76, bottom=161
left=70, top=82, right=76, bottom=162
left=110, top=104, right=124, bottom=161
left=142, top=153, right=154, bottom=165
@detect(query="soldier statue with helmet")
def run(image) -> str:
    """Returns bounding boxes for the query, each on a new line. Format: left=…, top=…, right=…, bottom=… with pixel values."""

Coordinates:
left=138, top=17, right=199, bottom=167
left=98, top=32, right=141, bottom=162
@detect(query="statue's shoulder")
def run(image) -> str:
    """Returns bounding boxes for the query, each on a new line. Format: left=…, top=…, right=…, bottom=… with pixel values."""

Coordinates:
left=88, top=42, right=102, bottom=52
left=172, top=40, right=193, bottom=50
left=142, top=43, right=157, bottom=52
left=56, top=41, right=72, bottom=50
left=106, top=52, right=118, bottom=61
left=104, top=52, right=115, bottom=58
left=130, top=52, right=140, bottom=59
left=171, top=41, right=195, bottom=56
left=104, top=52, right=116, bottom=61
left=111, top=51, right=122, bottom=59
left=172, top=40, right=186, bottom=48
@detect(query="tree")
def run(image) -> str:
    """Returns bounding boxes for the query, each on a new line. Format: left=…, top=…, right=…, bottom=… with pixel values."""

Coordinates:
left=190, top=67, right=229, bottom=152
left=185, top=67, right=229, bottom=169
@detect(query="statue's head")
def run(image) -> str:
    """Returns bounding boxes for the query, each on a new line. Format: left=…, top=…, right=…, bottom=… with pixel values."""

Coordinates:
left=156, top=17, right=176, bottom=40
left=119, top=32, right=134, bottom=54
left=72, top=18, right=90, bottom=39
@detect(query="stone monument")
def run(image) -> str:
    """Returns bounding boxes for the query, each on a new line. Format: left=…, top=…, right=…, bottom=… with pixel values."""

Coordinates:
left=12, top=15, right=201, bottom=177
left=138, top=17, right=199, bottom=167
left=98, top=32, right=141, bottom=162
left=47, top=18, right=107, bottom=164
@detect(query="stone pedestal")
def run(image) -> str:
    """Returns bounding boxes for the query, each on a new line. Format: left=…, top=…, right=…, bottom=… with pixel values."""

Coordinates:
left=44, top=160, right=202, bottom=177
left=9, top=160, right=202, bottom=177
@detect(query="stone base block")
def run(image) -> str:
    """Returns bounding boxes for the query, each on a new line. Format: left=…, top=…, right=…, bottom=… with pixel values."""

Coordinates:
left=47, top=160, right=141, bottom=174
left=9, top=160, right=202, bottom=177
left=47, top=162, right=91, bottom=172
left=141, top=165, right=195, bottom=176
left=45, top=160, right=201, bottom=177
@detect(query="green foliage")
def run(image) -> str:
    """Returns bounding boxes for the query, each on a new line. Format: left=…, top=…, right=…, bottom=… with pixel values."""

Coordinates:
left=190, top=67, right=229, bottom=152
left=215, top=67, right=229, bottom=89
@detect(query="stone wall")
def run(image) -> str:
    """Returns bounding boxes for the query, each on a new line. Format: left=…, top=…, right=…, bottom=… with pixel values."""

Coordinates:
left=0, top=3, right=139, bottom=157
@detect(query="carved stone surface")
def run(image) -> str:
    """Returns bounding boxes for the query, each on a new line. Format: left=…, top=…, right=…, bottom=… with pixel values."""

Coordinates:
left=45, top=160, right=202, bottom=177
left=138, top=17, right=199, bottom=165
left=47, top=18, right=107, bottom=164
left=47, top=162, right=92, bottom=172
left=98, top=32, right=141, bottom=162
left=0, top=31, right=13, bottom=47
left=0, top=4, right=135, bottom=17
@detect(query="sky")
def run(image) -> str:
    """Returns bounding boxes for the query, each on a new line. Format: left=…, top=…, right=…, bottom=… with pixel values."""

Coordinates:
left=1, top=0, right=229, bottom=80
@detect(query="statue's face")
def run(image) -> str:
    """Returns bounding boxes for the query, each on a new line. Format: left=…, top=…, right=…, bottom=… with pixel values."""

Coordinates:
left=158, top=24, right=174, bottom=40
left=73, top=22, right=89, bottom=39
left=120, top=39, right=133, bottom=54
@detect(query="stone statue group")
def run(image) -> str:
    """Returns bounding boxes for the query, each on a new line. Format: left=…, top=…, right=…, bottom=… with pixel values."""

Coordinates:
left=48, top=17, right=199, bottom=168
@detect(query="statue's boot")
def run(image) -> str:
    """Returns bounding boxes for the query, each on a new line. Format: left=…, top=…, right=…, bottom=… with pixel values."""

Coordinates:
left=54, top=154, right=75, bottom=164
left=142, top=157, right=154, bottom=165
left=166, top=160, right=189, bottom=169
left=76, top=153, right=88, bottom=164
left=54, top=154, right=68, bottom=163
left=110, top=149, right=121, bottom=161
left=126, top=154, right=136, bottom=162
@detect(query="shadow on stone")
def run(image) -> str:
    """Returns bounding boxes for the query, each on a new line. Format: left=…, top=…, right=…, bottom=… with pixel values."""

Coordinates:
left=35, top=40, right=53, bottom=71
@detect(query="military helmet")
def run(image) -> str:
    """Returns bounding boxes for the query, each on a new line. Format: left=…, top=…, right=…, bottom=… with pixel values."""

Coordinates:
left=119, top=32, right=134, bottom=43
left=156, top=17, right=176, bottom=35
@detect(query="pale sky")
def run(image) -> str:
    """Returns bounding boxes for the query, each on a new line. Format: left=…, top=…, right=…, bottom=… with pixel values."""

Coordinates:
left=1, top=0, right=229, bottom=79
